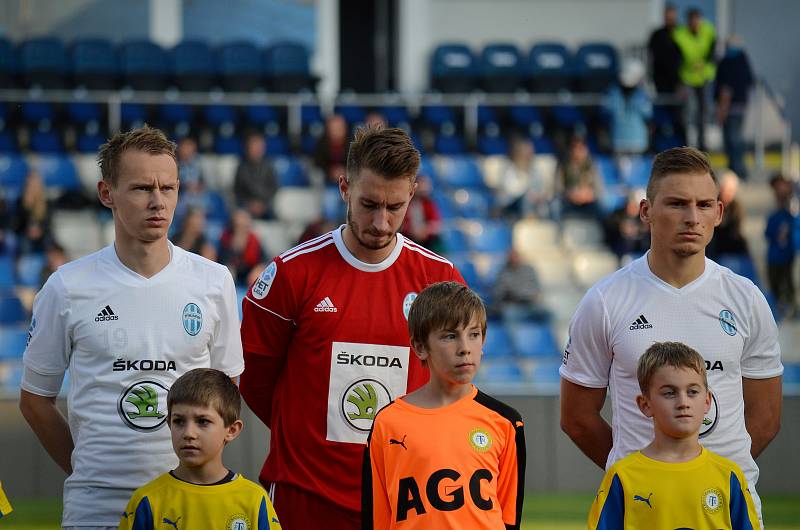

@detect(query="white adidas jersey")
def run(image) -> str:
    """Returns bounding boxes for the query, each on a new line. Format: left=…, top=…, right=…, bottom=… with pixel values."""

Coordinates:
left=560, top=253, right=782, bottom=518
left=22, top=243, right=244, bottom=527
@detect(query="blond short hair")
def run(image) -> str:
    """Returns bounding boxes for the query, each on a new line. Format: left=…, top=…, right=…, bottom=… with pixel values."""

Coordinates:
left=97, top=124, right=177, bottom=186
left=346, top=126, right=420, bottom=182
left=637, top=342, right=708, bottom=393
left=647, top=147, right=717, bottom=201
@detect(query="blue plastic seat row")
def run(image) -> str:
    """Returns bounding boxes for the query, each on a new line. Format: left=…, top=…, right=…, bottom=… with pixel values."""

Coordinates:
left=431, top=41, right=619, bottom=94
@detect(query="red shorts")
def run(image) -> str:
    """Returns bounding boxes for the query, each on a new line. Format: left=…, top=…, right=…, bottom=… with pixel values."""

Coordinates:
left=267, top=481, right=360, bottom=530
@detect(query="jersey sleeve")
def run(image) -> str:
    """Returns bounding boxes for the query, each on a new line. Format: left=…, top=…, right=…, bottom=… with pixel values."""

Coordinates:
left=588, top=471, right=625, bottom=530
left=257, top=495, right=282, bottom=529
left=21, top=272, right=72, bottom=396
left=241, top=258, right=297, bottom=358
left=208, top=269, right=244, bottom=377
left=0, top=482, right=11, bottom=517
left=740, top=286, right=783, bottom=379
left=118, top=493, right=154, bottom=530
left=729, top=468, right=761, bottom=530
left=362, top=416, right=391, bottom=530
left=559, top=286, right=613, bottom=388
left=496, top=418, right=526, bottom=530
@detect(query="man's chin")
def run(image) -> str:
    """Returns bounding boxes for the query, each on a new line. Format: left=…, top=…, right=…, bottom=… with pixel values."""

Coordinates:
left=358, top=233, right=394, bottom=250
left=673, top=244, right=703, bottom=258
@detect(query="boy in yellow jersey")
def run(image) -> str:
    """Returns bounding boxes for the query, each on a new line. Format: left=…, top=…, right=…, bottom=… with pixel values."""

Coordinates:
left=0, top=481, right=11, bottom=517
left=119, top=369, right=281, bottom=530
left=362, top=281, right=526, bottom=529
left=589, top=342, right=761, bottom=530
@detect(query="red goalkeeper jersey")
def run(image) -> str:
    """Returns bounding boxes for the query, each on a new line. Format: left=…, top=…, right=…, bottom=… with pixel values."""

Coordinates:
left=241, top=227, right=464, bottom=512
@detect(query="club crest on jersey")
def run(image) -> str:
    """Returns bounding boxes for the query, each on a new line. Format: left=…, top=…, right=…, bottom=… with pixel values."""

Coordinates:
left=226, top=514, right=251, bottom=530
left=118, top=380, right=169, bottom=432
left=341, top=378, right=393, bottom=432
left=701, top=487, right=724, bottom=514
left=699, top=391, right=719, bottom=438
left=402, top=292, right=417, bottom=320
left=182, top=303, right=202, bottom=336
left=719, top=309, right=737, bottom=336
left=252, top=262, right=277, bottom=300
left=469, top=428, right=492, bottom=452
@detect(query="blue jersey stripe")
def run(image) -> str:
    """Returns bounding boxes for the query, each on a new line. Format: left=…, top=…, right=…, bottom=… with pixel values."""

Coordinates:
left=131, top=496, right=155, bottom=530
left=729, top=472, right=754, bottom=530
left=258, top=497, right=269, bottom=530
left=596, top=474, right=625, bottom=530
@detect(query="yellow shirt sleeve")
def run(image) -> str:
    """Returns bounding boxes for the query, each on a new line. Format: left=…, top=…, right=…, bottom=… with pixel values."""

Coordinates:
left=0, top=481, right=12, bottom=517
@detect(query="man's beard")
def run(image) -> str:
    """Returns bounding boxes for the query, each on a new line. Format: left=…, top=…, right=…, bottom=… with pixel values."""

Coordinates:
left=346, top=203, right=395, bottom=251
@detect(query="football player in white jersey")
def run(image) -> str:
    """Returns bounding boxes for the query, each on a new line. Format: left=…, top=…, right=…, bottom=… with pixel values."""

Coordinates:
left=19, top=126, right=244, bottom=529
left=560, top=147, right=782, bottom=524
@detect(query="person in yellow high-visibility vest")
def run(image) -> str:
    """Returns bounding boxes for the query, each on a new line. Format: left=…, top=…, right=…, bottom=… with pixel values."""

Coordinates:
left=673, top=8, right=717, bottom=151
left=0, top=481, right=12, bottom=518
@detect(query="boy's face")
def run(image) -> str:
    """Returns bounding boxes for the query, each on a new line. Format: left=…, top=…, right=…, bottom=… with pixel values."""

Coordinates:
left=636, top=366, right=711, bottom=439
left=415, top=316, right=484, bottom=387
left=168, top=403, right=242, bottom=469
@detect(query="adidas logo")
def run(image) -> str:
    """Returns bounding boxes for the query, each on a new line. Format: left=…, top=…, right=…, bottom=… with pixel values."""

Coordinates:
left=95, top=305, right=119, bottom=322
left=629, top=314, right=652, bottom=330
left=314, top=297, right=338, bottom=313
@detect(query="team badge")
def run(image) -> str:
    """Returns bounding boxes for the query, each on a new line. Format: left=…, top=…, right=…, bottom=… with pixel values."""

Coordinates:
left=719, top=309, right=737, bottom=336
left=402, top=292, right=417, bottom=320
left=226, top=514, right=251, bottom=530
left=701, top=487, right=724, bottom=514
left=699, top=391, right=719, bottom=438
left=341, top=378, right=393, bottom=432
left=118, top=380, right=169, bottom=432
left=469, top=428, right=492, bottom=452
left=252, top=262, right=277, bottom=300
left=182, top=303, right=202, bottom=336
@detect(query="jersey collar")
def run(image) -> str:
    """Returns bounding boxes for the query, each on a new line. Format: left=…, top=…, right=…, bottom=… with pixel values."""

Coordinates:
left=635, top=250, right=715, bottom=293
left=332, top=225, right=404, bottom=273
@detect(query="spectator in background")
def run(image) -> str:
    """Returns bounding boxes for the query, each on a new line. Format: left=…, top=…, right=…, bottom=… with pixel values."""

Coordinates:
left=708, top=169, right=749, bottom=260
left=364, top=111, right=387, bottom=129
left=13, top=170, right=52, bottom=256
left=491, top=248, right=550, bottom=323
left=234, top=133, right=277, bottom=219
left=297, top=218, right=337, bottom=245
left=177, top=136, right=204, bottom=190
left=219, top=208, right=266, bottom=286
left=556, top=136, right=602, bottom=220
left=39, top=241, right=68, bottom=287
left=496, top=137, right=553, bottom=219
left=603, top=188, right=650, bottom=262
left=673, top=7, right=716, bottom=151
left=174, top=207, right=217, bottom=261
left=715, top=35, right=754, bottom=180
left=400, top=174, right=443, bottom=252
left=647, top=3, right=685, bottom=143
left=313, top=113, right=350, bottom=186
left=765, top=174, right=796, bottom=318
left=603, top=58, right=653, bottom=155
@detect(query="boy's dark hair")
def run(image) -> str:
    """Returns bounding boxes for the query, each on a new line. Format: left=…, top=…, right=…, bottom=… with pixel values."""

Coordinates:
left=167, top=368, right=241, bottom=426
left=97, top=124, right=177, bottom=187
left=647, top=147, right=717, bottom=201
left=346, top=126, right=420, bottom=182
left=408, top=281, right=487, bottom=351
left=637, top=342, right=708, bottom=393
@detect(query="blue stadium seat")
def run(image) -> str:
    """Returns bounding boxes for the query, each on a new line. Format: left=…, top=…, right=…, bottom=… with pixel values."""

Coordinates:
left=0, top=154, right=29, bottom=194
left=21, top=101, right=55, bottom=125
left=263, top=41, right=315, bottom=92
left=205, top=191, right=229, bottom=224
left=450, top=188, right=491, bottom=219
left=551, top=105, right=585, bottom=128
left=274, top=156, right=308, bottom=187
left=440, top=226, right=470, bottom=254
left=380, top=106, right=411, bottom=128
left=0, top=295, right=25, bottom=325
left=447, top=254, right=480, bottom=288
left=430, top=43, right=477, bottom=93
left=30, top=130, right=64, bottom=154
left=335, top=104, right=367, bottom=126
left=510, top=106, right=544, bottom=129
left=118, top=40, right=169, bottom=90
left=217, top=41, right=262, bottom=91
left=716, top=254, right=760, bottom=286
left=266, top=133, right=290, bottom=156
left=120, top=103, right=149, bottom=128
left=478, top=134, right=508, bottom=156
left=527, top=42, right=574, bottom=92
left=421, top=105, right=456, bottom=128
left=574, top=42, right=619, bottom=93
left=418, top=157, right=437, bottom=181
left=508, top=322, right=559, bottom=358
left=76, top=133, right=105, bottom=153
left=171, top=40, right=216, bottom=91
left=34, top=155, right=80, bottom=191
left=471, top=221, right=512, bottom=253
left=0, top=326, right=28, bottom=360
left=158, top=103, right=195, bottom=130
left=0, top=256, right=15, bottom=290
left=204, top=104, right=237, bottom=127
left=482, top=322, right=514, bottom=360
left=20, top=37, right=68, bottom=88
left=71, top=38, right=117, bottom=89
left=531, top=135, right=556, bottom=155
left=301, top=105, right=323, bottom=128
left=67, top=101, right=102, bottom=125
left=246, top=105, right=279, bottom=127
left=594, top=155, right=620, bottom=187
left=431, top=190, right=455, bottom=220
left=434, top=132, right=466, bottom=155
left=479, top=43, right=523, bottom=93
left=0, top=37, right=18, bottom=88
left=213, top=133, right=242, bottom=156
left=617, top=155, right=652, bottom=188
left=479, top=359, right=525, bottom=384
left=437, top=155, right=484, bottom=188
left=0, top=131, right=16, bottom=153
left=531, top=360, right=562, bottom=386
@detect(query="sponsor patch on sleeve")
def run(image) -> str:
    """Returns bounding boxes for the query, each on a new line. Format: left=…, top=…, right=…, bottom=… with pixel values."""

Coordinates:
left=252, top=261, right=278, bottom=300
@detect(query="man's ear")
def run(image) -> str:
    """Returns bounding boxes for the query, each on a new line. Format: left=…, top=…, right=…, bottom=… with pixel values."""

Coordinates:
left=339, top=174, right=349, bottom=201
left=97, top=179, right=113, bottom=209
left=639, top=199, right=650, bottom=224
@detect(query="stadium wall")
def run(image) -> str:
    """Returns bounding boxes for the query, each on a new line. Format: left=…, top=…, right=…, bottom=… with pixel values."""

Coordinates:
left=1, top=395, right=797, bottom=499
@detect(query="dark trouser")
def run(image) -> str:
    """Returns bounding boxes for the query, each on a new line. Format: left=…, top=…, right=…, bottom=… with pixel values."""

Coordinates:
left=689, top=84, right=708, bottom=151
left=267, top=481, right=360, bottom=530
left=768, top=261, right=795, bottom=312
left=723, top=110, right=747, bottom=179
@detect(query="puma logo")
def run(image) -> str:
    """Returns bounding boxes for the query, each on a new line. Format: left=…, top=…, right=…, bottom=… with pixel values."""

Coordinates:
left=389, top=434, right=408, bottom=450
left=163, top=516, right=182, bottom=529
left=634, top=493, right=653, bottom=508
